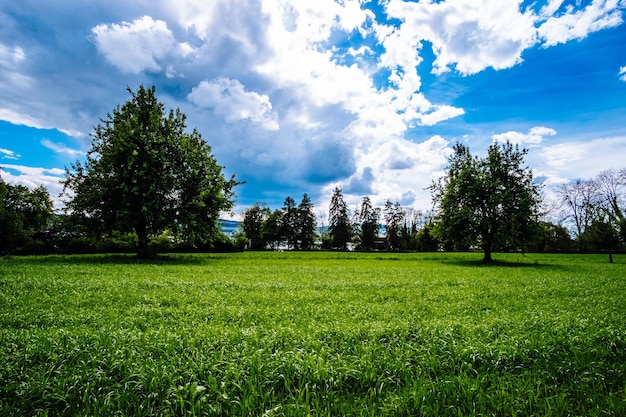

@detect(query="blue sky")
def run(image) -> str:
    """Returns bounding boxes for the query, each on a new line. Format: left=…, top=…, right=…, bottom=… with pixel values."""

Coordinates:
left=1, top=0, right=625, bottom=218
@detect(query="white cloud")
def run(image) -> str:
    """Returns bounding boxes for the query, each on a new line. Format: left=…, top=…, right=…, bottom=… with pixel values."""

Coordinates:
left=2, top=0, right=625, bottom=214
left=334, top=135, right=452, bottom=209
left=525, top=134, right=625, bottom=207
left=537, top=0, right=624, bottom=47
left=187, top=78, right=279, bottom=131
left=344, top=167, right=375, bottom=195
left=0, top=43, right=30, bottom=104
left=0, top=165, right=66, bottom=210
left=540, top=136, right=626, bottom=171
left=620, top=65, right=626, bottom=81
left=41, top=139, right=84, bottom=157
left=382, top=0, right=537, bottom=76
left=0, top=148, right=20, bottom=160
left=538, top=0, right=567, bottom=18
left=0, top=43, right=25, bottom=66
left=492, top=126, right=557, bottom=146
left=526, top=134, right=626, bottom=211
left=251, top=0, right=465, bottom=153
left=92, top=15, right=195, bottom=74
left=377, top=0, right=624, bottom=78
left=418, top=105, right=466, bottom=127
left=0, top=40, right=87, bottom=138
left=161, top=0, right=221, bottom=40
left=0, top=108, right=84, bottom=138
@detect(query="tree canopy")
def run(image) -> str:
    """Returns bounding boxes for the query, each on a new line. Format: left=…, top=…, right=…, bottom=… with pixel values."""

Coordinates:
left=431, top=141, right=542, bottom=262
left=62, top=85, right=239, bottom=257
left=0, top=176, right=53, bottom=254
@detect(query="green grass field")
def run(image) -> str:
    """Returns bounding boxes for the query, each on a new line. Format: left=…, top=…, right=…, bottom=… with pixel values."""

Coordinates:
left=1, top=252, right=625, bottom=416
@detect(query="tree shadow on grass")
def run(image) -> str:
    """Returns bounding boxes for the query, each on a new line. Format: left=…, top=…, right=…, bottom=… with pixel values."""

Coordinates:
left=438, top=253, right=557, bottom=269
left=9, top=253, right=221, bottom=265
left=450, top=259, right=547, bottom=268
left=442, top=252, right=625, bottom=268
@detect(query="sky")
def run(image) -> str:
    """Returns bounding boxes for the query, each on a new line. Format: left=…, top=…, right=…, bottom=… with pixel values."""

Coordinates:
left=1, top=0, right=626, bottom=220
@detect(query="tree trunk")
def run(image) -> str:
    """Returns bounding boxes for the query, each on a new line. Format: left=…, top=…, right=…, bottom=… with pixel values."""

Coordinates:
left=483, top=245, right=493, bottom=263
left=137, top=235, right=151, bottom=258
left=135, top=220, right=152, bottom=258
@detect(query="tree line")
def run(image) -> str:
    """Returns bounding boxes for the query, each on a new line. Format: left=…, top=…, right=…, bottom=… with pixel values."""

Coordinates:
left=1, top=85, right=625, bottom=261
left=241, top=142, right=625, bottom=262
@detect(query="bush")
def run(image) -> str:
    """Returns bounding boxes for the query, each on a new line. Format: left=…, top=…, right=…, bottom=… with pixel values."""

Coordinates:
left=234, top=233, right=249, bottom=251
left=149, top=234, right=173, bottom=253
left=66, top=236, right=99, bottom=254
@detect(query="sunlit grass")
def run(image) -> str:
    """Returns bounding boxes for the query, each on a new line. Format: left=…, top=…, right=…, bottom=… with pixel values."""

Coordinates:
left=1, top=252, right=625, bottom=416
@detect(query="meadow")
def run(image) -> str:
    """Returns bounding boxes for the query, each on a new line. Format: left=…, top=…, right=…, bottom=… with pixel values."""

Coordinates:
left=0, top=252, right=625, bottom=416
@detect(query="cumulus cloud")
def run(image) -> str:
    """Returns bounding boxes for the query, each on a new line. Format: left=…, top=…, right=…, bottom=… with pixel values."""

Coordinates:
left=92, top=15, right=194, bottom=74
left=333, top=135, right=451, bottom=209
left=188, top=78, right=279, bottom=130
left=492, top=126, right=557, bottom=146
left=382, top=0, right=537, bottom=76
left=344, top=167, right=375, bottom=195
left=537, top=0, right=624, bottom=47
left=2, top=0, right=625, bottom=213
left=379, top=0, right=624, bottom=77
left=620, top=65, right=626, bottom=81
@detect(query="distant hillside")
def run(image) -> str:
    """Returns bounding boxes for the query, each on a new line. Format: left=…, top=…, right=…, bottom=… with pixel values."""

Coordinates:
left=219, top=219, right=241, bottom=236
left=220, top=221, right=385, bottom=237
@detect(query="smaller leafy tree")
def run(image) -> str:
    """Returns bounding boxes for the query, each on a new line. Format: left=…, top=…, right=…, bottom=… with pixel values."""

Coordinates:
left=536, top=222, right=574, bottom=252
left=328, top=187, right=352, bottom=250
left=431, top=141, right=542, bottom=262
left=242, top=203, right=270, bottom=250
left=415, top=222, right=440, bottom=252
left=262, top=209, right=284, bottom=250
left=0, top=177, right=54, bottom=253
left=582, top=219, right=621, bottom=263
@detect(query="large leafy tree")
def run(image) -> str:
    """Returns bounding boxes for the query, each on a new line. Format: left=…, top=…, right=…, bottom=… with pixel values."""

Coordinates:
left=431, top=141, right=542, bottom=262
left=328, top=187, right=352, bottom=250
left=62, top=85, right=239, bottom=257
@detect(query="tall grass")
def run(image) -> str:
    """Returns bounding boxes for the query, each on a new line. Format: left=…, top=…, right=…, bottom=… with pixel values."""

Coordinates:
left=1, top=252, right=625, bottom=416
